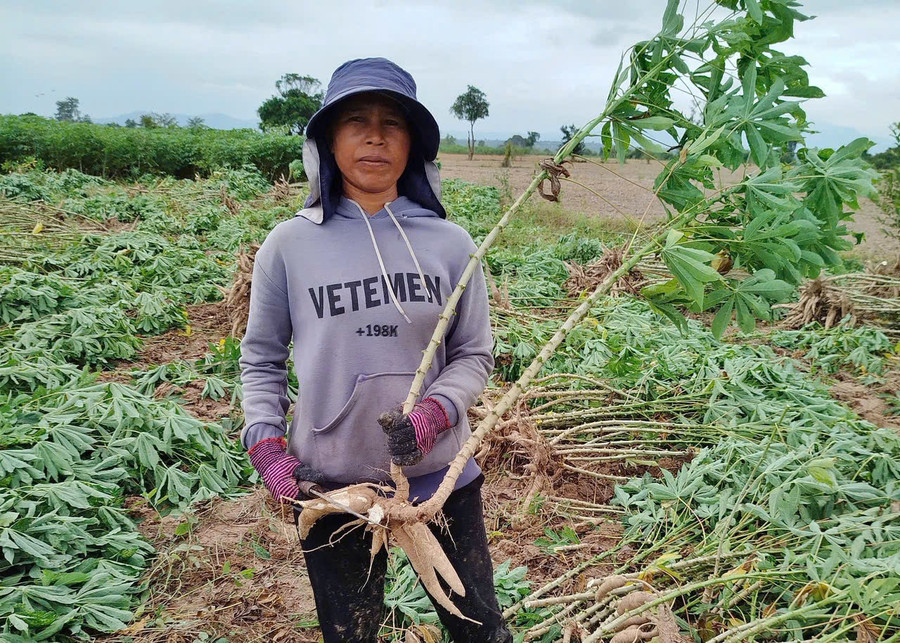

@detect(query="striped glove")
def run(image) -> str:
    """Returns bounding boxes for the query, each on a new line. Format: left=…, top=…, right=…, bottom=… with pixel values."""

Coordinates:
left=248, top=437, right=301, bottom=503
left=378, top=398, right=451, bottom=466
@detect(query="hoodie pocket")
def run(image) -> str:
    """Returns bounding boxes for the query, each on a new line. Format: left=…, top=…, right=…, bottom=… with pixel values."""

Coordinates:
left=308, top=371, right=415, bottom=483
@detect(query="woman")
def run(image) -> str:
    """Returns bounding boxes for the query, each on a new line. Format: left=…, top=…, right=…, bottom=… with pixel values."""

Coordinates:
left=239, top=57, right=512, bottom=643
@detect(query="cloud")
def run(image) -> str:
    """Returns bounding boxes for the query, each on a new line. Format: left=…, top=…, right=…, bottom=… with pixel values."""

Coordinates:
left=0, top=1, right=896, bottom=142
left=780, top=3, right=900, bottom=140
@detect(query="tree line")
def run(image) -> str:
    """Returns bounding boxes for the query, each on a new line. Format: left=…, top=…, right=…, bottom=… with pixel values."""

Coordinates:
left=256, top=74, right=589, bottom=161
left=47, top=76, right=610, bottom=163
left=51, top=97, right=205, bottom=130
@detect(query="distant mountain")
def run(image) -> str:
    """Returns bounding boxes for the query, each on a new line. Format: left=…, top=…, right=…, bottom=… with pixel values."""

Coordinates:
left=804, top=122, right=893, bottom=153
left=94, top=111, right=259, bottom=130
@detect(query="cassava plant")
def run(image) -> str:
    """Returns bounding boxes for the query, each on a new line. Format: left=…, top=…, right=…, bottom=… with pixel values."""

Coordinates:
left=293, top=0, right=880, bottom=619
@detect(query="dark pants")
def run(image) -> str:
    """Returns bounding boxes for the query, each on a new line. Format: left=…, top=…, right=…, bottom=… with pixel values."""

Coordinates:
left=295, top=475, right=513, bottom=643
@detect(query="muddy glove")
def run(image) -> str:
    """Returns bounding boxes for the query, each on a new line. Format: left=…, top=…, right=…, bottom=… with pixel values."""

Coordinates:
left=249, top=437, right=327, bottom=503
left=378, top=397, right=451, bottom=466
left=292, top=463, right=329, bottom=499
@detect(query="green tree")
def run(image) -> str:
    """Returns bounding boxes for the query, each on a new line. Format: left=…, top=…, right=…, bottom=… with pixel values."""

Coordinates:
left=258, top=74, right=323, bottom=136
left=139, top=112, right=177, bottom=128
left=55, top=97, right=90, bottom=123
left=507, top=132, right=540, bottom=150
left=187, top=116, right=206, bottom=129
left=506, top=134, right=529, bottom=148
left=124, top=118, right=137, bottom=128
left=560, top=124, right=586, bottom=155
left=450, top=85, right=489, bottom=160
left=865, top=122, right=900, bottom=170
left=55, top=97, right=80, bottom=121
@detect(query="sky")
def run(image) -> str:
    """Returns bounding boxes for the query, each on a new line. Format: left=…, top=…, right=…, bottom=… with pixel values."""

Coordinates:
left=2, top=1, right=898, bottom=150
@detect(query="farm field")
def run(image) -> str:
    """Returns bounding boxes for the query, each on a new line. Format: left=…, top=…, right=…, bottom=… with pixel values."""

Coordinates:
left=1, top=162, right=899, bottom=642
left=4, top=0, right=900, bottom=639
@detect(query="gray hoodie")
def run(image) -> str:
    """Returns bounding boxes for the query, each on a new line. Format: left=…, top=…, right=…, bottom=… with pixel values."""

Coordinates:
left=239, top=191, right=493, bottom=499
left=240, top=57, right=493, bottom=500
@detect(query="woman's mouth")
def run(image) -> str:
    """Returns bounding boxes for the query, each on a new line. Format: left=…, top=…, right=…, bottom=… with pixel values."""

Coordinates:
left=358, top=155, right=390, bottom=166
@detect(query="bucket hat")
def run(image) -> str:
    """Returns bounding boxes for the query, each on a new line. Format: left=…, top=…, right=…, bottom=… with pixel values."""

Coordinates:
left=305, top=57, right=440, bottom=161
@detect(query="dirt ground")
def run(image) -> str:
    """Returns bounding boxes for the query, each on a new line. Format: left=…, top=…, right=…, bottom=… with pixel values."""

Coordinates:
left=830, top=370, right=900, bottom=431
left=438, top=153, right=900, bottom=261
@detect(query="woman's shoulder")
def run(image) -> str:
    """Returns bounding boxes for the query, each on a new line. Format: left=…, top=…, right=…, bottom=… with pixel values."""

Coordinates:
left=253, top=216, right=320, bottom=271
left=261, top=213, right=319, bottom=245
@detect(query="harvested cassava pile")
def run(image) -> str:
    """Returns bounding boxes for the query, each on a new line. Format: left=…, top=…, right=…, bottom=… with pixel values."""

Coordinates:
left=474, top=394, right=563, bottom=515
left=223, top=243, right=259, bottom=337
left=868, top=259, right=900, bottom=297
left=221, top=184, right=241, bottom=216
left=270, top=177, right=296, bottom=204
left=783, top=276, right=854, bottom=329
left=564, top=247, right=646, bottom=298
left=781, top=270, right=900, bottom=330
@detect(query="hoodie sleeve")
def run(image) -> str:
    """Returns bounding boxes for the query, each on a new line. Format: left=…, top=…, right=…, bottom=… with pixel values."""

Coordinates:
left=422, top=245, right=494, bottom=427
left=239, top=239, right=294, bottom=450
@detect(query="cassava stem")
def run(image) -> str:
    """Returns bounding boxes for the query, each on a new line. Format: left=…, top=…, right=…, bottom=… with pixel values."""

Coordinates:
left=392, top=179, right=548, bottom=501
left=390, top=37, right=690, bottom=498
left=390, top=177, right=734, bottom=522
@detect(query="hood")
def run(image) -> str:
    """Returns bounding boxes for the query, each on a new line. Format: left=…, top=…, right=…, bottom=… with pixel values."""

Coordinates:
left=297, top=57, right=446, bottom=224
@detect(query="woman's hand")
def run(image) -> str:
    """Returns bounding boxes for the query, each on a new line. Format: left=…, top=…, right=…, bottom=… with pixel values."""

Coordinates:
left=249, top=437, right=326, bottom=502
left=378, top=397, right=450, bottom=466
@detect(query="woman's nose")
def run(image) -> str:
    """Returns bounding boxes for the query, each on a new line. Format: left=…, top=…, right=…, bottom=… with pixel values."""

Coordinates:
left=365, top=122, right=386, bottom=144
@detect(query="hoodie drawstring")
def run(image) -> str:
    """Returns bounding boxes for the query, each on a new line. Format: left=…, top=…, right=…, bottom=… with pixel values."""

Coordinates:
left=384, top=202, right=433, bottom=304
left=350, top=200, right=412, bottom=324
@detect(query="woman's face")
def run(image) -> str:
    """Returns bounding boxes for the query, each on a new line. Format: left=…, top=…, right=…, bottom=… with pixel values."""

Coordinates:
left=330, top=93, right=412, bottom=199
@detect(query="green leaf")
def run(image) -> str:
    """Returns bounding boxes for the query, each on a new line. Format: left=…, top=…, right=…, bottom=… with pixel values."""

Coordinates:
left=133, top=432, right=164, bottom=469
left=807, top=458, right=837, bottom=488
left=607, top=56, right=625, bottom=104
left=689, top=125, right=725, bottom=156
left=8, top=613, right=29, bottom=632
left=251, top=541, right=271, bottom=560
left=660, top=243, right=722, bottom=306
left=600, top=121, right=613, bottom=159
left=661, top=0, right=683, bottom=36
left=735, top=297, right=756, bottom=334
left=745, top=0, right=763, bottom=23
left=712, top=298, right=734, bottom=340
left=741, top=63, right=757, bottom=113
left=647, top=301, right=689, bottom=334
left=626, top=127, right=666, bottom=155
left=745, top=123, right=770, bottom=168
left=1, top=528, right=58, bottom=566
left=631, top=116, right=675, bottom=131
left=612, top=122, right=630, bottom=165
